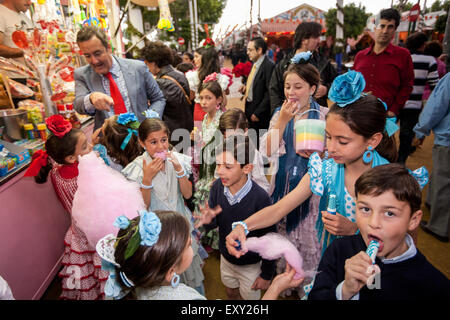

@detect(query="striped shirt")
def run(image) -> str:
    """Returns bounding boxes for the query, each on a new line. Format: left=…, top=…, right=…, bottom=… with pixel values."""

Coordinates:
left=223, top=176, right=253, bottom=206
left=403, top=53, right=439, bottom=110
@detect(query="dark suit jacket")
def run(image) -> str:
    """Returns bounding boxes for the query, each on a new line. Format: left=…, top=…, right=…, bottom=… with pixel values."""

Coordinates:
left=155, top=65, right=193, bottom=145
left=245, top=56, right=274, bottom=130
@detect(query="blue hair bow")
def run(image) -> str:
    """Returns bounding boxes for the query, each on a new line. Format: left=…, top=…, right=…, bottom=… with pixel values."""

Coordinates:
left=408, top=166, right=429, bottom=190
left=290, top=51, right=312, bottom=64
left=377, top=98, right=399, bottom=137
left=120, top=128, right=138, bottom=151
left=385, top=117, right=399, bottom=137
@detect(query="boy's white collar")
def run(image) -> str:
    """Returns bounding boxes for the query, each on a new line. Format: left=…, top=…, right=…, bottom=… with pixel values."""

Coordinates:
left=380, top=234, right=417, bottom=264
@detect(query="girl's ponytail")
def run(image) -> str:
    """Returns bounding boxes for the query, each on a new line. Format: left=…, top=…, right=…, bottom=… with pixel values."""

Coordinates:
left=34, top=161, right=53, bottom=184
left=375, top=131, right=398, bottom=163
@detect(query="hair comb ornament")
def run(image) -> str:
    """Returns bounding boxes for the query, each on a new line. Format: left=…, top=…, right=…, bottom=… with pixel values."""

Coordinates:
left=45, top=114, right=72, bottom=138
left=290, top=51, right=312, bottom=64
left=328, top=70, right=366, bottom=107
left=117, top=112, right=140, bottom=129
left=96, top=210, right=162, bottom=299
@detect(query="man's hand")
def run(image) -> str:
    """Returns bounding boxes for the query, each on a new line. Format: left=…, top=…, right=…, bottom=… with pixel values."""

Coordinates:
left=387, top=111, right=396, bottom=117
left=412, top=137, right=425, bottom=148
left=90, top=92, right=114, bottom=111
left=314, top=84, right=328, bottom=99
left=250, top=114, right=259, bottom=122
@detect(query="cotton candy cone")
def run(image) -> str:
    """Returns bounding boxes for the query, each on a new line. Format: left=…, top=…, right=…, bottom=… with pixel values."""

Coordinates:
left=72, top=151, right=145, bottom=248
left=245, top=233, right=308, bottom=280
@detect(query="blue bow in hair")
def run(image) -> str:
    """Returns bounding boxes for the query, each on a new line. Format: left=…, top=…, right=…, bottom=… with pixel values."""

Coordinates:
left=290, top=51, right=312, bottom=64
left=142, top=109, right=160, bottom=119
left=408, top=166, right=429, bottom=190
left=120, top=128, right=138, bottom=150
left=385, top=117, right=399, bottom=137
left=117, top=112, right=138, bottom=126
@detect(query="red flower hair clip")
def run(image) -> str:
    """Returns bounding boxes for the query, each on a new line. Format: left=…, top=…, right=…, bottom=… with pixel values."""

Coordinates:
left=46, top=114, right=72, bottom=138
left=203, top=38, right=215, bottom=49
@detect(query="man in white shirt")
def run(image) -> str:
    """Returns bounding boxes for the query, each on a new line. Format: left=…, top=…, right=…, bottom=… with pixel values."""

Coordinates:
left=0, top=0, right=33, bottom=61
left=0, top=0, right=33, bottom=79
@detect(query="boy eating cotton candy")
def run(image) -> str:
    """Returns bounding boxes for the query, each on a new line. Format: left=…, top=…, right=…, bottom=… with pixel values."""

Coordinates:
left=308, top=163, right=450, bottom=300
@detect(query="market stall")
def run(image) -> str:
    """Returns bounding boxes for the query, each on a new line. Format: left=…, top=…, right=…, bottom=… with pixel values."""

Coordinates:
left=0, top=0, right=107, bottom=299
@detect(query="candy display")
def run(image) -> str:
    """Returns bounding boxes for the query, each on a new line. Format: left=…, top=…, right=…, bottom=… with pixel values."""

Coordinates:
left=294, top=109, right=326, bottom=154
left=0, top=142, right=32, bottom=177
left=8, top=79, right=35, bottom=99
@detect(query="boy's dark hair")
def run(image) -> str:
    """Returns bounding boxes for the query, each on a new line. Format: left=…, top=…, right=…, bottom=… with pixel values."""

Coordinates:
left=76, top=26, right=109, bottom=48
left=141, top=41, right=173, bottom=68
left=355, top=163, right=422, bottom=214
left=114, top=211, right=190, bottom=298
left=217, top=134, right=255, bottom=167
left=379, top=8, right=401, bottom=28
left=219, top=108, right=248, bottom=135
left=35, top=129, right=82, bottom=183
left=250, top=37, right=268, bottom=54
left=406, top=32, right=428, bottom=52
left=424, top=40, right=443, bottom=58
left=176, top=62, right=195, bottom=73
left=328, top=94, right=398, bottom=163
left=293, top=22, right=322, bottom=50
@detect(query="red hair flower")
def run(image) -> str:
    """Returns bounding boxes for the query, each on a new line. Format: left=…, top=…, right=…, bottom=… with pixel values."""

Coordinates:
left=203, top=38, right=215, bottom=48
left=46, top=114, right=72, bottom=138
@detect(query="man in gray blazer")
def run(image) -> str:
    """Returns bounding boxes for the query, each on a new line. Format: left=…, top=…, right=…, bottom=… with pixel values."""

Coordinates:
left=74, top=26, right=166, bottom=130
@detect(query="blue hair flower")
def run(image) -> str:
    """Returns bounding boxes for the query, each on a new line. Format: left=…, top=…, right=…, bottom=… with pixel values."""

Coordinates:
left=138, top=210, right=162, bottom=247
left=113, top=215, right=130, bottom=230
left=117, top=112, right=138, bottom=126
left=142, top=109, right=160, bottom=119
left=290, top=51, right=312, bottom=64
left=328, top=70, right=366, bottom=107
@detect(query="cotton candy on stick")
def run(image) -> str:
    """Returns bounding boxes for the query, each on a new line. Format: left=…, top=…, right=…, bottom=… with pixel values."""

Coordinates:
left=243, top=233, right=309, bottom=280
left=72, top=152, right=146, bottom=248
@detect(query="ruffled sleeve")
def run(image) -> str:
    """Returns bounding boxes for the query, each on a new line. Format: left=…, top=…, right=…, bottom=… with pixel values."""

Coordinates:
left=121, top=154, right=145, bottom=183
left=186, top=70, right=199, bottom=92
left=172, top=151, right=192, bottom=176
left=307, top=152, right=325, bottom=196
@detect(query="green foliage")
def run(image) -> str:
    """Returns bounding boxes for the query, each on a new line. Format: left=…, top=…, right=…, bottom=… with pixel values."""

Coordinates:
left=325, top=3, right=371, bottom=40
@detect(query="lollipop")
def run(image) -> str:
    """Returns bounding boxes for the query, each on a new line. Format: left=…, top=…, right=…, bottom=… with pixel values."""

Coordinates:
left=366, top=240, right=380, bottom=265
left=12, top=30, right=30, bottom=50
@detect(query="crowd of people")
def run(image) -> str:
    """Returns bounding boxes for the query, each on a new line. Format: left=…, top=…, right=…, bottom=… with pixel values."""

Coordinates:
left=1, top=2, right=449, bottom=300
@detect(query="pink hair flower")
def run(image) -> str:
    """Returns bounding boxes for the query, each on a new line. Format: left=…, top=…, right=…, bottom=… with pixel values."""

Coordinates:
left=203, top=72, right=218, bottom=83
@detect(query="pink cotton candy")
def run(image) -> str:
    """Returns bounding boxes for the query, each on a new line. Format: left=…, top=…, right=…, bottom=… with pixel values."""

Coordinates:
left=154, top=151, right=167, bottom=161
left=72, top=152, right=146, bottom=248
left=243, top=233, right=308, bottom=280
